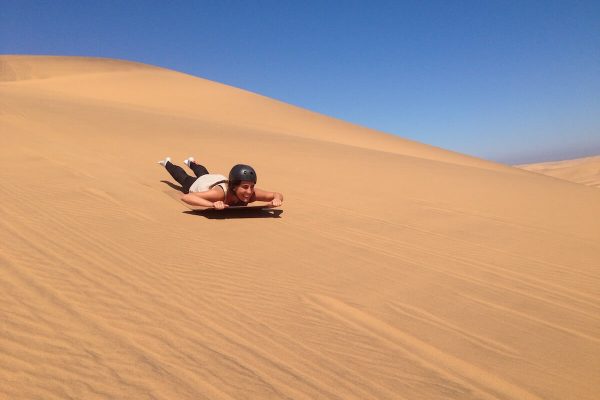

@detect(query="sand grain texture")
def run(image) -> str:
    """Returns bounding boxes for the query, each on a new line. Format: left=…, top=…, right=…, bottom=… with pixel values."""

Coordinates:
left=1, top=55, right=599, bottom=399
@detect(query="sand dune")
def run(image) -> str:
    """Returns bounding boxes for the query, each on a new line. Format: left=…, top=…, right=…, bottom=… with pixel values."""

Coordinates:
left=1, top=55, right=599, bottom=399
left=518, top=155, right=600, bottom=188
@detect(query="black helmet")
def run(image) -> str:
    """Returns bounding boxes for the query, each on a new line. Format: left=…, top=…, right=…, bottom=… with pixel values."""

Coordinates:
left=228, top=164, right=257, bottom=185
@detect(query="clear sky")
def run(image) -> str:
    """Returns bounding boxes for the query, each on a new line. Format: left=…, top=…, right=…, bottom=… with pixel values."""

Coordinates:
left=2, top=1, right=599, bottom=163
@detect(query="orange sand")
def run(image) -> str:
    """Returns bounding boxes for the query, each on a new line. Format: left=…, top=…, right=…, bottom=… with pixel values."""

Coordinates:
left=518, top=155, right=600, bottom=188
left=1, top=55, right=599, bottom=399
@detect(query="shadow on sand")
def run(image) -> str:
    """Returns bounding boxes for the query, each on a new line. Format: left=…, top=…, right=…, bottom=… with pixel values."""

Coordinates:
left=183, top=208, right=283, bottom=219
left=161, top=180, right=183, bottom=192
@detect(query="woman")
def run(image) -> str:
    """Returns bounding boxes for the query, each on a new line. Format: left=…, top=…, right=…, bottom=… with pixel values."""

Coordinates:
left=158, top=157, right=283, bottom=210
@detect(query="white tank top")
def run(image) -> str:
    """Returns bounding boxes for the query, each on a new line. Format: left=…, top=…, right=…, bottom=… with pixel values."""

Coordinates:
left=188, top=174, right=228, bottom=194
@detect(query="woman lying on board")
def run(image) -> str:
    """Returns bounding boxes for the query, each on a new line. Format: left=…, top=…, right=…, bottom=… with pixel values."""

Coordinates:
left=157, top=157, right=283, bottom=210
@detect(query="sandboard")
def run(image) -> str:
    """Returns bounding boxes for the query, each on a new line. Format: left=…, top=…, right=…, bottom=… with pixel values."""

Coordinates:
left=188, top=204, right=277, bottom=211
left=187, top=204, right=283, bottom=218
left=162, top=190, right=280, bottom=213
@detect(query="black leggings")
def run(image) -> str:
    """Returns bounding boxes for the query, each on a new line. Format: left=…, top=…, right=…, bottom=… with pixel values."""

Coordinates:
left=165, top=161, right=209, bottom=193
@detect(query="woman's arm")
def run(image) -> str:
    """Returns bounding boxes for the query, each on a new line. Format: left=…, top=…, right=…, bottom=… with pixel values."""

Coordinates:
left=181, top=187, right=227, bottom=208
left=253, top=188, right=283, bottom=207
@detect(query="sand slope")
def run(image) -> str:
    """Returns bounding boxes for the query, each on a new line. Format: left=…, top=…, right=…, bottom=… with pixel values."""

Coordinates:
left=518, top=156, right=600, bottom=188
left=1, top=55, right=599, bottom=400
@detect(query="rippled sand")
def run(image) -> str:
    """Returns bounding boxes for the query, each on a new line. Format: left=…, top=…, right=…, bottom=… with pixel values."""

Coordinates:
left=1, top=55, right=599, bottom=399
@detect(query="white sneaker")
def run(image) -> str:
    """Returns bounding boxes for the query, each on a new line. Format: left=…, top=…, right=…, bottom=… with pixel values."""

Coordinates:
left=183, top=156, right=195, bottom=166
left=157, top=156, right=171, bottom=167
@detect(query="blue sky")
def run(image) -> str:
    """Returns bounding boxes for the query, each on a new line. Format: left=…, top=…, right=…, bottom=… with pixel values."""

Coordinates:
left=2, top=1, right=599, bottom=163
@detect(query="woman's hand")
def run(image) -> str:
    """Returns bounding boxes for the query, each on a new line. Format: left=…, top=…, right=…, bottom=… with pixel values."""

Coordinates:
left=253, top=188, right=283, bottom=207
left=270, top=195, right=283, bottom=207
left=213, top=201, right=229, bottom=210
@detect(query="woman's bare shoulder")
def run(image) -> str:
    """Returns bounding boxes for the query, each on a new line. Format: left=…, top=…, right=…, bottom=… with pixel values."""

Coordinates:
left=189, top=187, right=225, bottom=200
